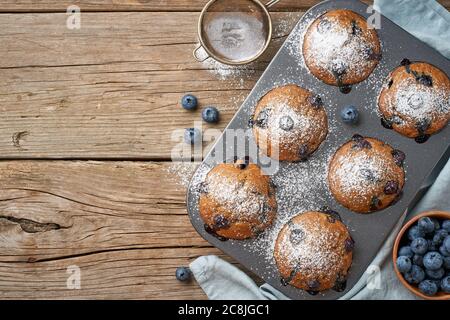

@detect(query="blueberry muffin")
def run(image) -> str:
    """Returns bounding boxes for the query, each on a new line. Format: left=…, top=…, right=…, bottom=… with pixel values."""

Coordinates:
left=274, top=210, right=354, bottom=294
left=198, top=158, right=277, bottom=240
left=303, top=9, right=382, bottom=93
left=378, top=59, right=450, bottom=143
left=328, top=135, right=405, bottom=213
left=250, top=84, right=328, bottom=162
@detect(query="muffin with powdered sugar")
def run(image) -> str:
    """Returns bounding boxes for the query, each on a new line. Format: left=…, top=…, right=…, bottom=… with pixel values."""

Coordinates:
left=378, top=59, right=450, bottom=143
left=328, top=135, right=405, bottom=213
left=302, top=9, right=381, bottom=94
left=274, top=210, right=354, bottom=295
left=198, top=158, right=277, bottom=240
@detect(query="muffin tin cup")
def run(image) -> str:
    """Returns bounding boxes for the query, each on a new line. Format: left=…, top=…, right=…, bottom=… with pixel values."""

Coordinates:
left=187, top=0, right=450, bottom=300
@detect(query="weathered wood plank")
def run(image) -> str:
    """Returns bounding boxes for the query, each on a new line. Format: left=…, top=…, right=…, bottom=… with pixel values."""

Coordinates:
left=0, top=160, right=206, bottom=262
left=0, top=160, right=264, bottom=299
left=0, top=12, right=300, bottom=159
left=1, top=0, right=449, bottom=12
left=0, top=247, right=224, bottom=299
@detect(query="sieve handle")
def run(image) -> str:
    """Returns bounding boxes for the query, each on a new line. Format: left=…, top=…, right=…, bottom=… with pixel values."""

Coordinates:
left=193, top=44, right=209, bottom=62
left=265, top=0, right=280, bottom=8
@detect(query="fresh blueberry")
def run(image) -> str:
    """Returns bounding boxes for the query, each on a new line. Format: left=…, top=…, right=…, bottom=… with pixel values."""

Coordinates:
left=423, top=251, right=443, bottom=270
left=202, top=106, right=220, bottom=123
left=431, top=218, right=441, bottom=231
left=429, top=279, right=442, bottom=291
left=175, top=266, right=191, bottom=281
left=444, top=236, right=450, bottom=252
left=396, top=256, right=412, bottom=273
left=444, top=256, right=450, bottom=270
left=441, top=276, right=450, bottom=293
left=433, top=229, right=448, bottom=246
left=427, top=240, right=437, bottom=252
left=404, top=265, right=425, bottom=284
left=411, top=237, right=428, bottom=255
left=439, top=244, right=450, bottom=257
left=181, top=94, right=198, bottom=110
left=425, top=267, right=445, bottom=280
left=418, top=280, right=438, bottom=296
left=340, top=106, right=359, bottom=124
left=398, top=246, right=413, bottom=258
left=413, top=254, right=424, bottom=267
left=408, top=225, right=425, bottom=241
left=418, top=217, right=435, bottom=234
left=184, top=128, right=202, bottom=145
left=442, top=220, right=450, bottom=232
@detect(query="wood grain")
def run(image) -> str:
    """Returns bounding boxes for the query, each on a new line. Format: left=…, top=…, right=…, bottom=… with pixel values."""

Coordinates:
left=0, top=160, right=202, bottom=262
left=0, top=160, right=263, bottom=299
left=1, top=0, right=449, bottom=12
left=0, top=12, right=301, bottom=160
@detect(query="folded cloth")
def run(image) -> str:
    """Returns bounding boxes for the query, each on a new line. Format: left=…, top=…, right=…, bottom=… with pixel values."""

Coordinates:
left=190, top=0, right=450, bottom=300
left=374, top=0, right=450, bottom=58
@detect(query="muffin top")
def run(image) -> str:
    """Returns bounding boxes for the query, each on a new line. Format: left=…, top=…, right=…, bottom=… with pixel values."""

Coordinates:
left=198, top=159, right=277, bottom=240
left=328, top=135, right=406, bottom=213
left=302, top=9, right=381, bottom=91
left=378, top=60, right=450, bottom=143
left=274, top=211, right=354, bottom=294
left=251, top=84, right=328, bottom=162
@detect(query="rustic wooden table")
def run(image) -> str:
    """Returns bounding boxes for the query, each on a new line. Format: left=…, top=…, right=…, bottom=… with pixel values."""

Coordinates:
left=1, top=0, right=449, bottom=300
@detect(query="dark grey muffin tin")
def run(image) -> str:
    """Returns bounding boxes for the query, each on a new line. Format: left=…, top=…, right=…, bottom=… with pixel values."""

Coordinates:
left=186, top=0, right=450, bottom=300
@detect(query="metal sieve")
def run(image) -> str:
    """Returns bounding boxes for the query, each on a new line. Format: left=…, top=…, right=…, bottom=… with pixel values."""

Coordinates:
left=194, top=0, right=280, bottom=65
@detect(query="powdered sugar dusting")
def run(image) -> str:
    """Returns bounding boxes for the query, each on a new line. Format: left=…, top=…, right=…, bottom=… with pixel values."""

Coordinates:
left=394, top=83, right=450, bottom=121
left=277, top=219, right=344, bottom=274
left=332, top=151, right=391, bottom=195
left=264, top=103, right=314, bottom=143
left=167, top=162, right=199, bottom=189
left=205, top=170, right=269, bottom=220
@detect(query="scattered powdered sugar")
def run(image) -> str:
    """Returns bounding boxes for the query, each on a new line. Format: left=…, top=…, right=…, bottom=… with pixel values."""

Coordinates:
left=166, top=162, right=200, bottom=189
left=394, top=84, right=450, bottom=121
left=201, top=55, right=256, bottom=81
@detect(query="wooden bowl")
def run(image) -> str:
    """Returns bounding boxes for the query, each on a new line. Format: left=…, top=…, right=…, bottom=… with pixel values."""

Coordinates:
left=393, top=210, right=450, bottom=300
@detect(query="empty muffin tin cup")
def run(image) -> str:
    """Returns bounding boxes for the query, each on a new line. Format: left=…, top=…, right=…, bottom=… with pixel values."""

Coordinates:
left=194, top=0, right=280, bottom=65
